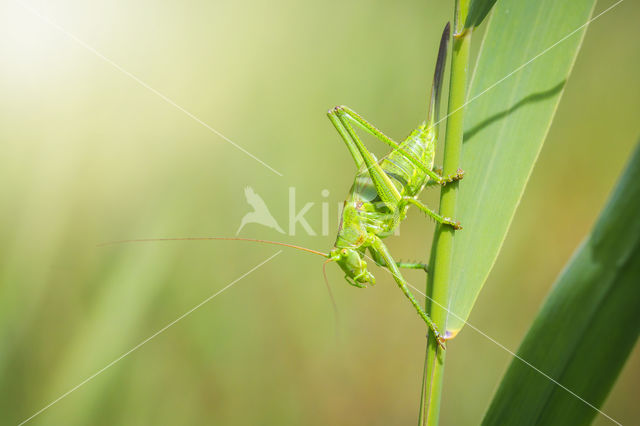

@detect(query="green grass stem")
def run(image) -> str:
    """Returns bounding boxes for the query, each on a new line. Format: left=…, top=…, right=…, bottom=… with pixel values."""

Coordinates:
left=419, top=0, right=471, bottom=424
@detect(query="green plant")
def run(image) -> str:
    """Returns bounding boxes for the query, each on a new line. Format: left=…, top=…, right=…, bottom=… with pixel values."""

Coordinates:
left=419, top=0, right=637, bottom=424
left=483, top=140, right=640, bottom=425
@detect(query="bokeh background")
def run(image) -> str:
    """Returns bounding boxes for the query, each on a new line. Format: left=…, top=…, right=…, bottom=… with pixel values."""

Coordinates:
left=1, top=0, right=638, bottom=424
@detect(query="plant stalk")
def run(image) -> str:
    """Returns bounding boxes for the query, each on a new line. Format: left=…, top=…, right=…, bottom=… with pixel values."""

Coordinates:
left=419, top=1, right=471, bottom=424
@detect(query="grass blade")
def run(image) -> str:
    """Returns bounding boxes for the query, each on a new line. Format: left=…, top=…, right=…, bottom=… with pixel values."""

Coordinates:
left=482, top=141, right=640, bottom=426
left=445, top=0, right=597, bottom=337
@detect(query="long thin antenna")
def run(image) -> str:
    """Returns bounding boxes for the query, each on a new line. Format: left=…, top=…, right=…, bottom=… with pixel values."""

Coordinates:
left=98, top=237, right=329, bottom=258
left=323, top=259, right=339, bottom=315
left=323, top=259, right=341, bottom=339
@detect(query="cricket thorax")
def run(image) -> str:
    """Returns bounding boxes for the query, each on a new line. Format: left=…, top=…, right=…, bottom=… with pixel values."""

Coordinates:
left=330, top=198, right=385, bottom=287
left=335, top=194, right=396, bottom=248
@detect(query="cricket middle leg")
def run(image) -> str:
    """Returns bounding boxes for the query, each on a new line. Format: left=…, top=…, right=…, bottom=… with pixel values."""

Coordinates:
left=401, top=197, right=462, bottom=230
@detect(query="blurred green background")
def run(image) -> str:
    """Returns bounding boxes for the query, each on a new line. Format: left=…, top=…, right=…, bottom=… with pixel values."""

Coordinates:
left=1, top=0, right=638, bottom=424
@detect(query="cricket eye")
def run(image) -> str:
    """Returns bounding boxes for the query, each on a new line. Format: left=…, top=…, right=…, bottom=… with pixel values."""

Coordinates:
left=341, top=249, right=348, bottom=256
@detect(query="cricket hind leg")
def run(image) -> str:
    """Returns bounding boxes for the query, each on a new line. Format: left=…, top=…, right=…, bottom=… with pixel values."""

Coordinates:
left=330, top=106, right=464, bottom=185
left=329, top=108, right=403, bottom=209
left=327, top=109, right=365, bottom=169
left=401, top=197, right=462, bottom=230
left=370, top=237, right=445, bottom=349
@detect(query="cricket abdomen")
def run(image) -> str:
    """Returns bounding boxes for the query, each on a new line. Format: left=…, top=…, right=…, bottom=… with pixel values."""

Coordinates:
left=381, top=125, right=436, bottom=196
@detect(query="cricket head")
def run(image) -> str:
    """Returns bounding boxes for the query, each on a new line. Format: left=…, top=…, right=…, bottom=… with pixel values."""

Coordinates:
left=329, top=247, right=375, bottom=287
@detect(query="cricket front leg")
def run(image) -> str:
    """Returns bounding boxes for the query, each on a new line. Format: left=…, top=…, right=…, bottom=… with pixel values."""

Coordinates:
left=402, top=197, right=462, bottom=230
left=370, top=237, right=445, bottom=350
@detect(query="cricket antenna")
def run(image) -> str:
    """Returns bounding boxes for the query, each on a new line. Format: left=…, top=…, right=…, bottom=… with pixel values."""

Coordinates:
left=101, top=236, right=341, bottom=334
left=323, top=258, right=341, bottom=338
left=426, top=21, right=451, bottom=135
left=98, top=237, right=329, bottom=258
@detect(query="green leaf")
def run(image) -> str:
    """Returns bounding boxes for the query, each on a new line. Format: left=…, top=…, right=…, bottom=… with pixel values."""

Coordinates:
left=444, top=0, right=597, bottom=337
left=482, top=142, right=640, bottom=426
left=464, top=0, right=498, bottom=29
